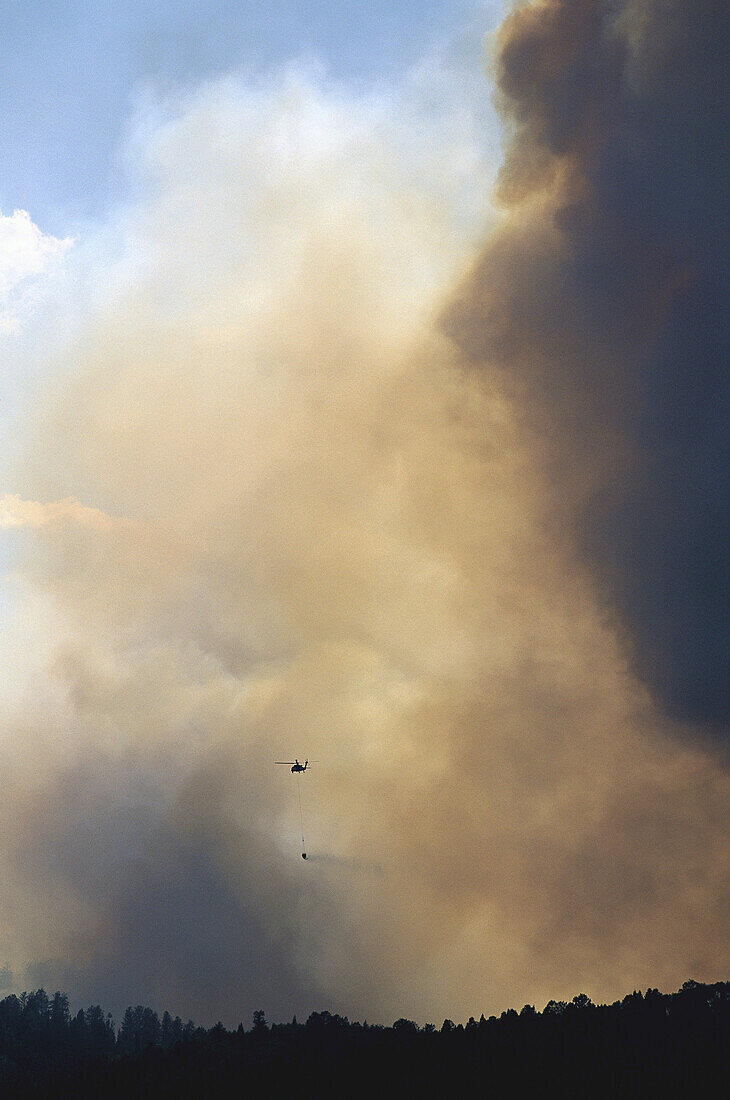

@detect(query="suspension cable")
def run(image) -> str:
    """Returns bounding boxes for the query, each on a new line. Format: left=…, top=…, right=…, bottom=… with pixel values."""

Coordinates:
left=296, top=771, right=305, bottom=854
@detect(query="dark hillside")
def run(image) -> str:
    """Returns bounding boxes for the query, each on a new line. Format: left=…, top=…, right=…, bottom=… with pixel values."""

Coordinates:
left=1, top=980, right=727, bottom=1097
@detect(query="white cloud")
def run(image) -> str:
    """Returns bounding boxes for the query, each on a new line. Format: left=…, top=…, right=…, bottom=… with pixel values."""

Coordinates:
left=0, top=494, right=125, bottom=532
left=0, top=209, right=74, bottom=334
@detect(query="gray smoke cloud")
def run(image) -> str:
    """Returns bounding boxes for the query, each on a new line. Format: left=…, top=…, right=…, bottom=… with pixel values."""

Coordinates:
left=444, top=0, right=729, bottom=732
left=0, top=16, right=727, bottom=1029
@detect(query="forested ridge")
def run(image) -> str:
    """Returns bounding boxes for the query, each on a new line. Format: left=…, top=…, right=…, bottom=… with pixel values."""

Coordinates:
left=0, top=979, right=726, bottom=1097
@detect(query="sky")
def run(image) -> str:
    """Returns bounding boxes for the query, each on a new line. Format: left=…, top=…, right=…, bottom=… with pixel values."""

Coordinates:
left=0, top=0, right=494, bottom=230
left=0, top=0, right=727, bottom=1029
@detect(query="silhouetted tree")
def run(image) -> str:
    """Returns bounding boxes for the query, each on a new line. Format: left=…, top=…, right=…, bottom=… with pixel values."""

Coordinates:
left=0, top=978, right=726, bottom=1098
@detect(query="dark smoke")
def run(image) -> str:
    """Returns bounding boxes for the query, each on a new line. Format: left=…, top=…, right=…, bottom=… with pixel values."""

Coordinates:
left=444, top=0, right=730, bottom=734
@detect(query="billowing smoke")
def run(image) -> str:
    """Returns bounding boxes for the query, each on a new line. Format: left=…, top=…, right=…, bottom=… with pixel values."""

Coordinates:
left=445, top=0, right=729, bottom=732
left=0, top=10, right=727, bottom=1028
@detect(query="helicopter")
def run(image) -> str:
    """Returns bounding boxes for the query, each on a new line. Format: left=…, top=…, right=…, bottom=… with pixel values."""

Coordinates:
left=276, top=759, right=309, bottom=773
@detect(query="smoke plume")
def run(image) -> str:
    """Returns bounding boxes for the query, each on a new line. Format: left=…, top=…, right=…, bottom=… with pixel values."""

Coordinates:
left=445, top=0, right=729, bottom=732
left=0, top=9, right=727, bottom=1028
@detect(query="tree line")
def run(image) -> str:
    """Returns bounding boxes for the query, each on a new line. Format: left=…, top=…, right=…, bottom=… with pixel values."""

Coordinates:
left=0, top=979, right=727, bottom=1096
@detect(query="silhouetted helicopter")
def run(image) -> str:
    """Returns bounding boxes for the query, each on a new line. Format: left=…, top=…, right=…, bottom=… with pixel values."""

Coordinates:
left=276, top=759, right=309, bottom=773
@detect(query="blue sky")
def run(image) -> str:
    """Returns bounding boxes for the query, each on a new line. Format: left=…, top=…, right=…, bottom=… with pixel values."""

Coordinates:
left=1, top=0, right=503, bottom=232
